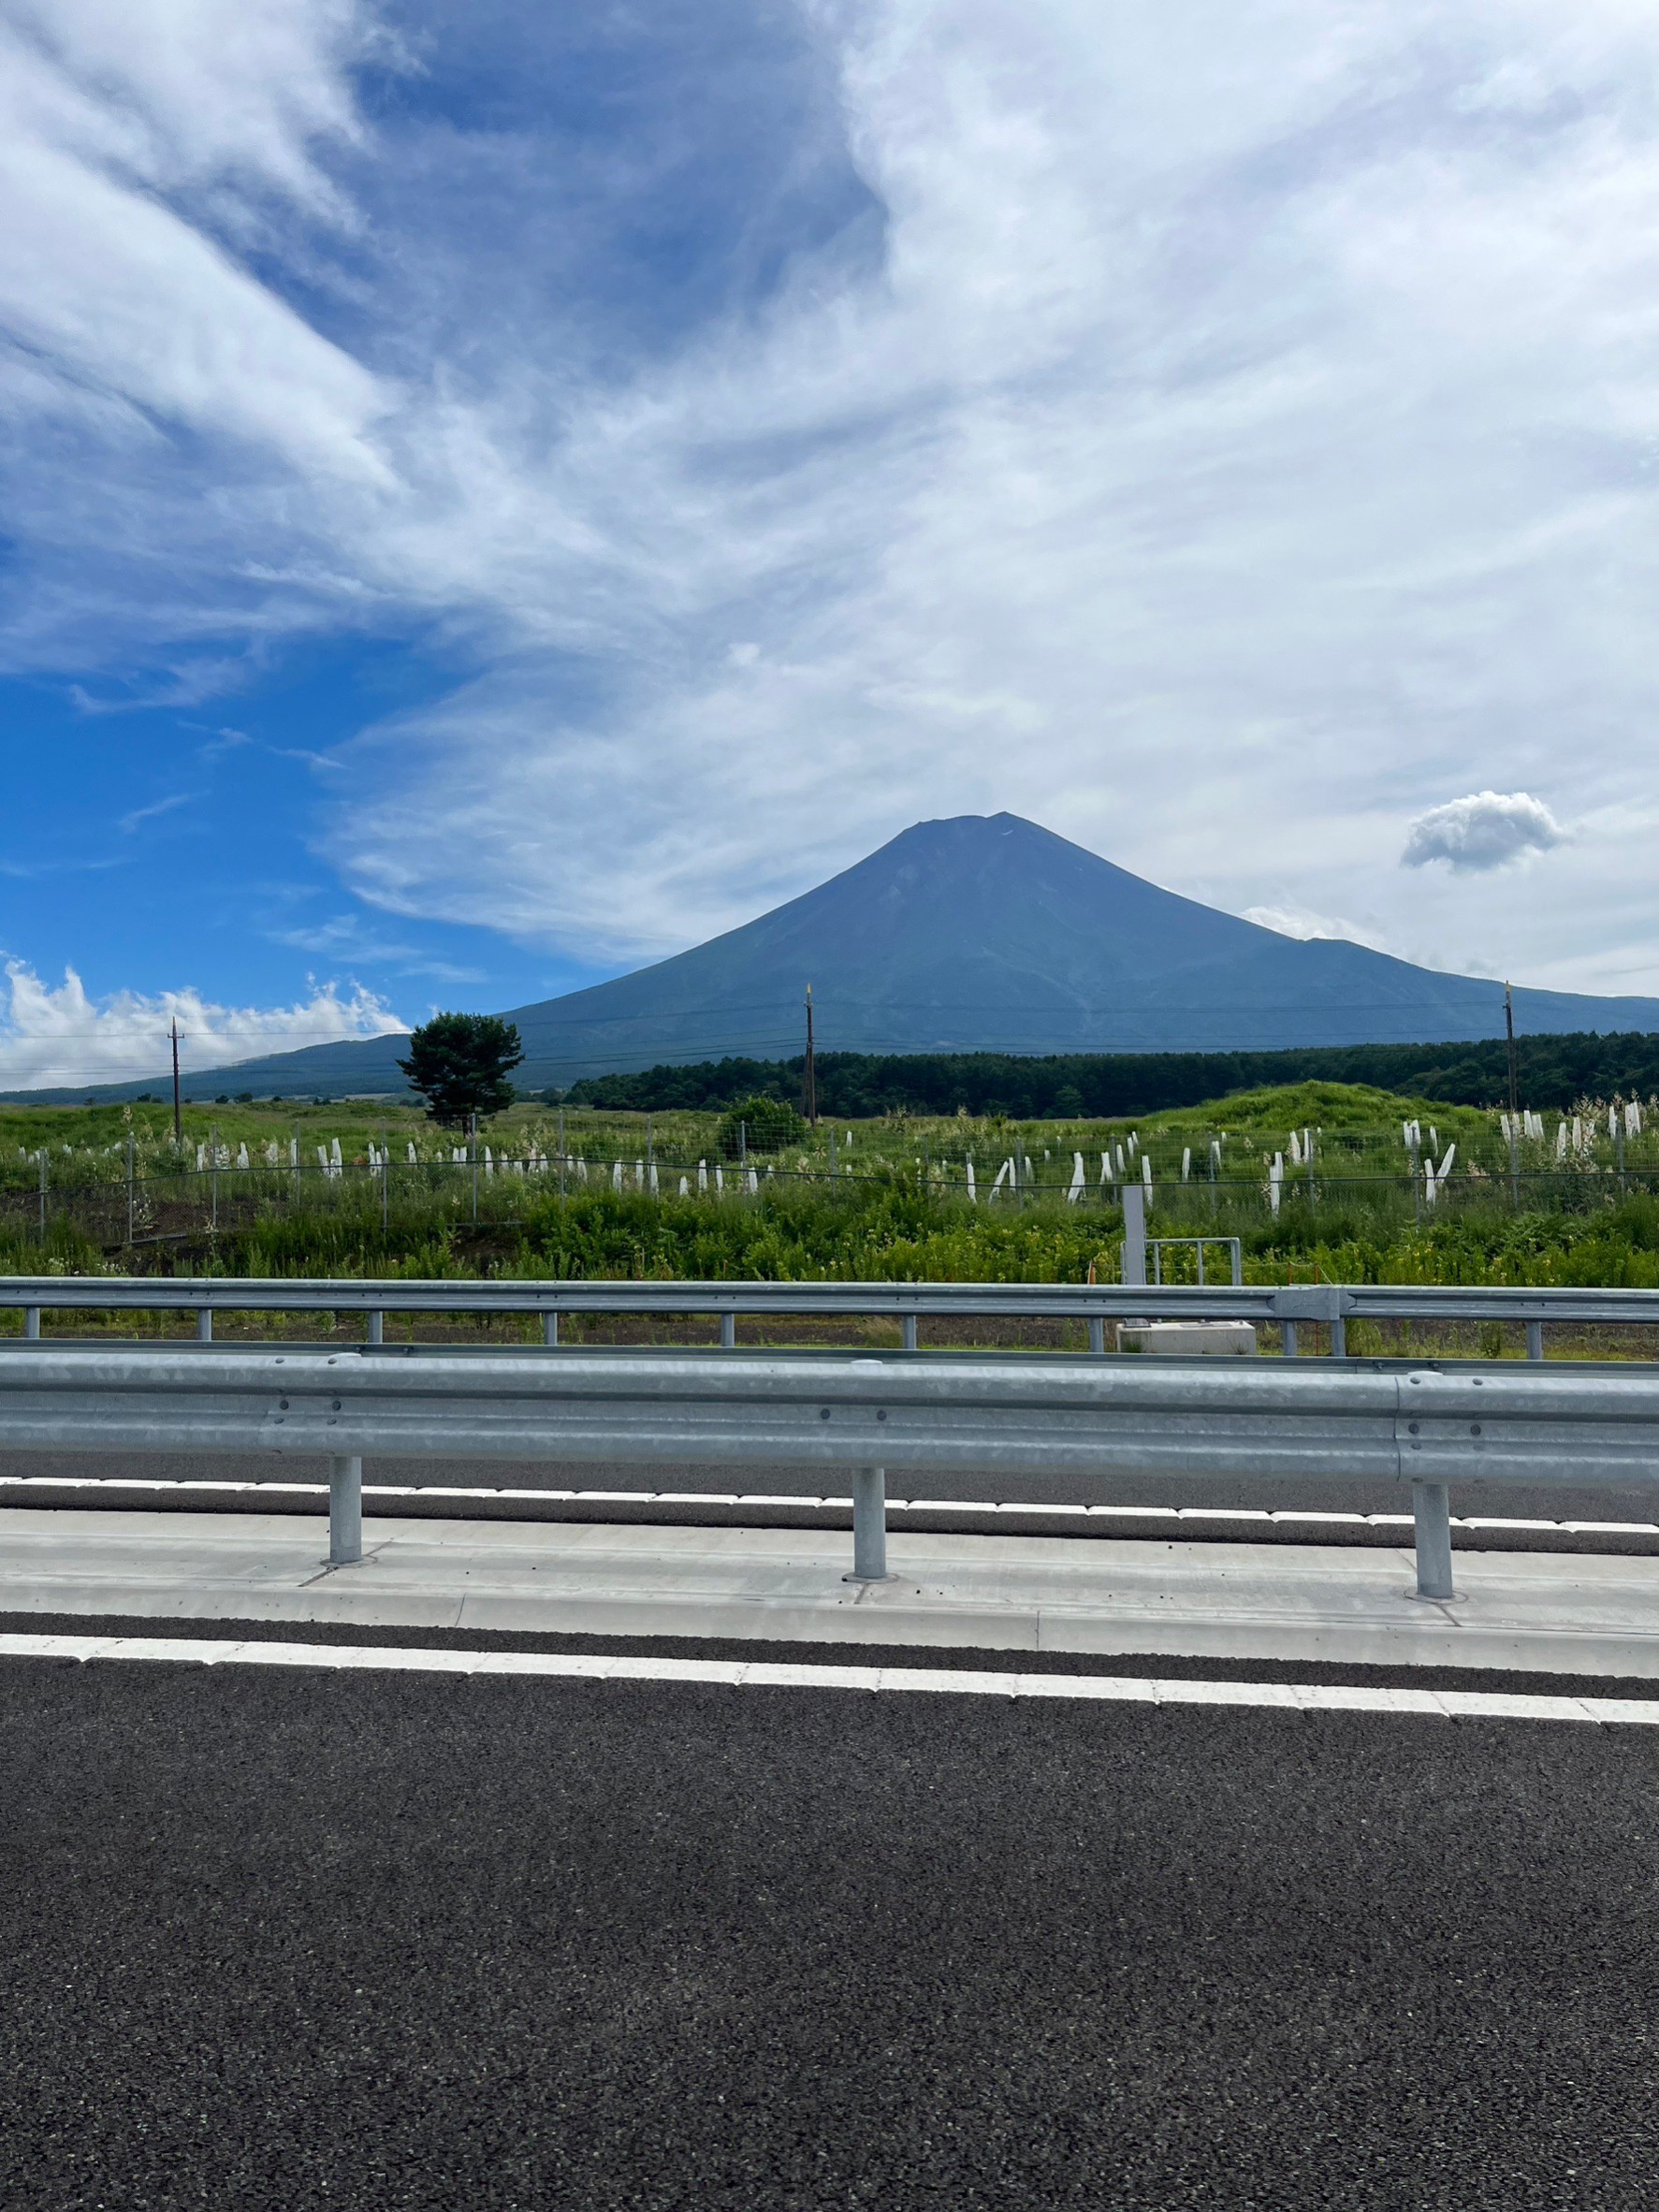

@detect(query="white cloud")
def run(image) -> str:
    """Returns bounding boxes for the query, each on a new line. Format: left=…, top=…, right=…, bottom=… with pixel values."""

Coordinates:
left=117, top=792, right=197, bottom=834
left=0, top=962, right=405, bottom=1090
left=1241, top=904, right=1393, bottom=952
left=6, top=1, right=1659, bottom=993
left=1402, top=791, right=1569, bottom=873
left=311, top=0, right=1659, bottom=968
left=263, top=910, right=488, bottom=982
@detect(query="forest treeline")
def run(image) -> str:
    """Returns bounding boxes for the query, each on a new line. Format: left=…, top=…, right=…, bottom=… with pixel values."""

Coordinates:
left=560, top=1031, right=1659, bottom=1118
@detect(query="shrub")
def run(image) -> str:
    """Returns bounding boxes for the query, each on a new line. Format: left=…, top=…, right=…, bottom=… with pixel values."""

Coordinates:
left=715, top=1095, right=804, bottom=1157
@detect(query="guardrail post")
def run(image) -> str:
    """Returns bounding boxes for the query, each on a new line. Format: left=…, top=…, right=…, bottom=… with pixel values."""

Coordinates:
left=845, top=1465, right=889, bottom=1582
left=1330, top=1314, right=1346, bottom=1359
left=196, top=1311, right=212, bottom=1343
left=367, top=1312, right=384, bottom=1346
left=543, top=1312, right=559, bottom=1346
left=329, top=1455, right=363, bottom=1565
left=901, top=1314, right=918, bottom=1351
left=1411, top=1479, right=1454, bottom=1601
left=1527, top=1321, right=1544, bottom=1361
left=1088, top=1317, right=1106, bottom=1356
left=23, top=1306, right=39, bottom=1340
left=1281, top=1320, right=1298, bottom=1359
left=720, top=1313, right=736, bottom=1349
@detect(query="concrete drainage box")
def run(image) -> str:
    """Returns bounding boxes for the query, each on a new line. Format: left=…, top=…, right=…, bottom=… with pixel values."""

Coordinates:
left=1115, top=1321, right=1258, bottom=1356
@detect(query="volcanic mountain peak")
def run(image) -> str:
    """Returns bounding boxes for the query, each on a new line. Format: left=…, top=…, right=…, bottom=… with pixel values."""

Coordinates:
left=25, top=813, right=1659, bottom=1100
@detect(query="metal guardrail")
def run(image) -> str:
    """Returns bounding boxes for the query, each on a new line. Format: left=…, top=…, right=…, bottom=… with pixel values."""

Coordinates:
left=1149, top=1237, right=1244, bottom=1288
left=4, top=1342, right=1657, bottom=1601
left=1, top=1274, right=1658, bottom=1359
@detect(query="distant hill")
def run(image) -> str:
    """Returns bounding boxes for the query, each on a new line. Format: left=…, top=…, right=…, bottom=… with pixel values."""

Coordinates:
left=20, top=813, right=1659, bottom=1102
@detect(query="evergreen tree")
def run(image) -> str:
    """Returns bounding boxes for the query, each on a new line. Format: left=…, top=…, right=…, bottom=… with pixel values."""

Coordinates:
left=398, top=1014, right=524, bottom=1125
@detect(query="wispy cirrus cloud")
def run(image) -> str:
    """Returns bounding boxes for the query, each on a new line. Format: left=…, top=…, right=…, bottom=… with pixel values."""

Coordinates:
left=4, top=0, right=1659, bottom=998
left=117, top=792, right=197, bottom=835
left=264, top=910, right=486, bottom=982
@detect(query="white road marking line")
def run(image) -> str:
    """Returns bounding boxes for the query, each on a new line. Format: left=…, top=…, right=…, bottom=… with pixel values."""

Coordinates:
left=0, top=1473, right=1649, bottom=1536
left=1, top=1631, right=1655, bottom=1724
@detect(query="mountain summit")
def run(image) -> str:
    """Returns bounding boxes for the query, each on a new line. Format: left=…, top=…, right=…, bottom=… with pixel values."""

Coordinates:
left=52, top=814, right=1659, bottom=1099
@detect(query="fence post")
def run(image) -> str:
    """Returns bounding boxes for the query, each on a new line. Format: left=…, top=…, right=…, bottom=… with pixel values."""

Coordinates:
left=558, top=1108, right=566, bottom=1201
left=37, top=1150, right=46, bottom=1244
left=125, top=1132, right=135, bottom=1246
left=1120, top=1180, right=1147, bottom=1287
left=845, top=1465, right=889, bottom=1581
left=1411, top=1479, right=1454, bottom=1601
left=328, top=1454, right=363, bottom=1565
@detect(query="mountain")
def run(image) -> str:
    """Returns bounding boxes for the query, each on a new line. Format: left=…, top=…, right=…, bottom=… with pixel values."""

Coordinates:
left=26, top=813, right=1659, bottom=1101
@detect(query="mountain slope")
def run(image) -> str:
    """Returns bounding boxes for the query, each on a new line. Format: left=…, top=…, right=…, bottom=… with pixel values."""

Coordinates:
left=31, top=814, right=1659, bottom=1099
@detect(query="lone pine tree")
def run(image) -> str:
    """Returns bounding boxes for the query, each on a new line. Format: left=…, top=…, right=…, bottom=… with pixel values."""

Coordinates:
left=398, top=1013, right=524, bottom=1126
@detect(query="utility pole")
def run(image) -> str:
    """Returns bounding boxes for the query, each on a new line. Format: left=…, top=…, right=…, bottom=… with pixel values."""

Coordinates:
left=1504, top=982, right=1520, bottom=1116
left=802, top=984, right=818, bottom=1127
left=170, top=1018, right=182, bottom=1145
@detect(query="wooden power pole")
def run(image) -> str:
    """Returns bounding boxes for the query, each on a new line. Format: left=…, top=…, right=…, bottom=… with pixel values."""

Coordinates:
left=170, top=1018, right=182, bottom=1145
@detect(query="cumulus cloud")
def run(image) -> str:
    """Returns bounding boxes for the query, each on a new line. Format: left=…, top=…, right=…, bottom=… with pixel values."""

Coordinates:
left=0, top=962, right=405, bottom=1090
left=1241, top=904, right=1393, bottom=953
left=1401, top=792, right=1568, bottom=874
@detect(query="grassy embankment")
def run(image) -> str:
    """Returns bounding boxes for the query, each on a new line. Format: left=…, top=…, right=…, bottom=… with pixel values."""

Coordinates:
left=3, top=1084, right=1659, bottom=1332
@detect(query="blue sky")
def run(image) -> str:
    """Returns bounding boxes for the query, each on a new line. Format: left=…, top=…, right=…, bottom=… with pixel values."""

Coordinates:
left=4, top=0, right=1659, bottom=1085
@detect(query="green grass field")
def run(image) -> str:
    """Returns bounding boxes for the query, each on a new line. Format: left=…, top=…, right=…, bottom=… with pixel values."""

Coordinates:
left=1, top=1080, right=1657, bottom=1301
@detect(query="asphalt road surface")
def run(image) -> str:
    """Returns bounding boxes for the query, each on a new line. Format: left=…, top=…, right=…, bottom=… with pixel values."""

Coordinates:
left=4, top=1639, right=1658, bottom=2209
left=5, top=1447, right=1659, bottom=1551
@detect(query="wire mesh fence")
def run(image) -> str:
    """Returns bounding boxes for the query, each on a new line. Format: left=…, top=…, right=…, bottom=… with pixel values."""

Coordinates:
left=3, top=1139, right=1657, bottom=1263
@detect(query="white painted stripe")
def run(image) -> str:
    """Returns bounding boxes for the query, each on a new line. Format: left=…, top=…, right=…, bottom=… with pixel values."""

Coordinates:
left=1, top=1632, right=1655, bottom=1724
left=0, top=1473, right=1649, bottom=1537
